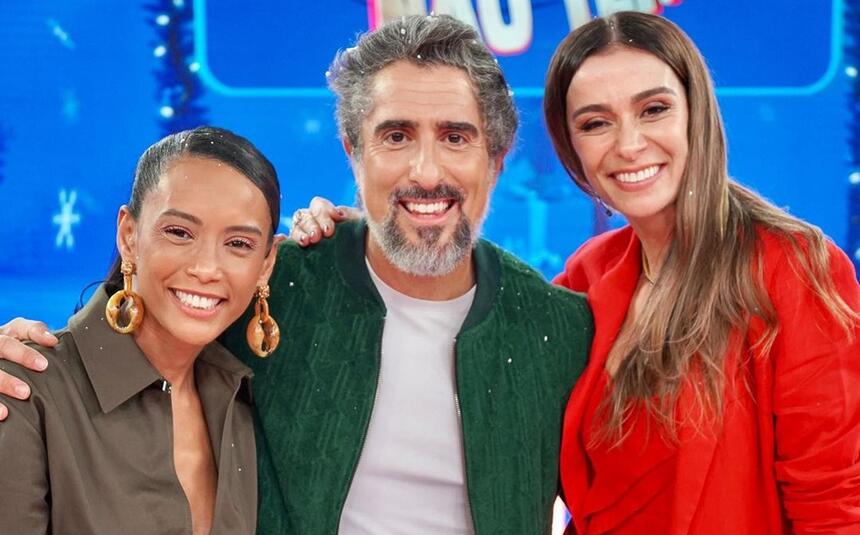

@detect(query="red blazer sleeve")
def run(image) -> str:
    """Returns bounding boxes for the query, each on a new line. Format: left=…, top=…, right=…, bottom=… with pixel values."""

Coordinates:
left=767, top=240, right=860, bottom=533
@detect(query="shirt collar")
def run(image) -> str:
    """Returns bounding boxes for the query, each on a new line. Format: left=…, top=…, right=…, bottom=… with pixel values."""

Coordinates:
left=70, top=285, right=253, bottom=413
left=195, top=337, right=254, bottom=405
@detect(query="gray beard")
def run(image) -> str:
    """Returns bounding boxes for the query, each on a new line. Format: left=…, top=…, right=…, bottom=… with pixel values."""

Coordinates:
left=366, top=203, right=479, bottom=277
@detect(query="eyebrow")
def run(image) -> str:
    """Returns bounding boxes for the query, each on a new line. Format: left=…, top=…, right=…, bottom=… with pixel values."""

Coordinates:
left=373, top=119, right=480, bottom=137
left=225, top=225, right=263, bottom=236
left=439, top=121, right=480, bottom=137
left=160, top=208, right=263, bottom=236
left=374, top=119, right=415, bottom=136
left=570, top=86, right=678, bottom=121
left=161, top=208, right=202, bottom=225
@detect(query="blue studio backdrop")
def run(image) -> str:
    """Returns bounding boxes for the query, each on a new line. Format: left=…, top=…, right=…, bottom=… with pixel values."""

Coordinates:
left=0, top=0, right=858, bottom=327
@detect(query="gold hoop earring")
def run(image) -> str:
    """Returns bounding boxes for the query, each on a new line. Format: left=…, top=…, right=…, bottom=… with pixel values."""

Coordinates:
left=247, top=285, right=280, bottom=358
left=105, top=259, right=145, bottom=334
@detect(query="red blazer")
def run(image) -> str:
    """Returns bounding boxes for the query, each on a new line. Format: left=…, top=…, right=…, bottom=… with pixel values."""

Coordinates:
left=553, top=226, right=860, bottom=534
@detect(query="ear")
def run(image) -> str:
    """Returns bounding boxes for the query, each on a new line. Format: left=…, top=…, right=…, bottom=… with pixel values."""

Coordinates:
left=489, top=150, right=508, bottom=188
left=343, top=136, right=366, bottom=194
left=257, top=239, right=279, bottom=288
left=115, top=206, right=138, bottom=261
left=342, top=136, right=354, bottom=159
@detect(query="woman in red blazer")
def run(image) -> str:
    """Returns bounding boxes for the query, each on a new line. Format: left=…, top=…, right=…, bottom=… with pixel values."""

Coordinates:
left=543, top=12, right=860, bottom=535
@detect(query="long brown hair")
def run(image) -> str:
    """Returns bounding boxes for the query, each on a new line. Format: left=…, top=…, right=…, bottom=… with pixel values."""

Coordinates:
left=543, top=11, right=858, bottom=440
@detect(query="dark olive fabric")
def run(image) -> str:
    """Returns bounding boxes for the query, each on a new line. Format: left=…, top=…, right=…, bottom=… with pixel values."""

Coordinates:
left=0, top=286, right=257, bottom=534
left=223, top=220, right=593, bottom=535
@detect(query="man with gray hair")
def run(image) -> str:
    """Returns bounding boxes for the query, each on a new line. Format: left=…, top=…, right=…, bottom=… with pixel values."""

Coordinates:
left=0, top=14, right=592, bottom=534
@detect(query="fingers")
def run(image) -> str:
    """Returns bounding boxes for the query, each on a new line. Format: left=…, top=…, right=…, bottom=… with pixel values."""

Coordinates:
left=0, top=319, right=53, bottom=420
left=289, top=197, right=363, bottom=247
left=307, top=196, right=338, bottom=239
left=0, top=334, right=49, bottom=372
left=296, top=208, right=326, bottom=243
left=309, top=196, right=337, bottom=221
left=0, top=318, right=58, bottom=347
left=332, top=206, right=362, bottom=221
left=289, top=199, right=333, bottom=246
left=289, top=209, right=318, bottom=247
left=0, top=368, right=32, bottom=402
left=26, top=322, right=58, bottom=347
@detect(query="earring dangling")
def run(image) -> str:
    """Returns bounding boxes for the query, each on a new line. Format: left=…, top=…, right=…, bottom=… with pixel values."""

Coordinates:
left=247, top=285, right=280, bottom=358
left=105, top=259, right=145, bottom=334
left=595, top=196, right=613, bottom=217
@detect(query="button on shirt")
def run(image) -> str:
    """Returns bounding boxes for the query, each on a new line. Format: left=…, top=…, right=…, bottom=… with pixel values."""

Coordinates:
left=0, top=286, right=257, bottom=535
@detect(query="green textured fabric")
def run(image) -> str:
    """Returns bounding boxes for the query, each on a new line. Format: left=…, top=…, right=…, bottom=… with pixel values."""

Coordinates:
left=221, top=220, right=593, bottom=534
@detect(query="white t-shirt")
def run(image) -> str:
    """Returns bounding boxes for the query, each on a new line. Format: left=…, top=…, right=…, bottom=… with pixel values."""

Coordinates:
left=337, top=260, right=477, bottom=534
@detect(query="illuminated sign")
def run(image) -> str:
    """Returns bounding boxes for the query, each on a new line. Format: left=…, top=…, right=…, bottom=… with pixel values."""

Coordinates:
left=194, top=0, right=837, bottom=97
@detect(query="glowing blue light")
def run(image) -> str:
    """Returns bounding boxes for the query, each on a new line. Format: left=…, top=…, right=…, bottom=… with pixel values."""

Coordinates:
left=156, top=14, right=170, bottom=26
left=851, top=172, right=860, bottom=185
left=188, top=61, right=200, bottom=73
left=173, top=0, right=185, bottom=7
left=153, top=45, right=167, bottom=57
left=855, top=248, right=860, bottom=262
left=846, top=66, right=858, bottom=78
left=304, top=118, right=321, bottom=134
left=159, top=106, right=175, bottom=118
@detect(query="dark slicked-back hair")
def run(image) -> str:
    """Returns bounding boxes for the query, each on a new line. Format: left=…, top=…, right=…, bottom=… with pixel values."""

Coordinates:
left=105, top=126, right=280, bottom=292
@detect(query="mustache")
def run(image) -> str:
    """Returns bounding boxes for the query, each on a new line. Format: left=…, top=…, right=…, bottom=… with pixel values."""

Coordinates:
left=390, top=183, right=464, bottom=204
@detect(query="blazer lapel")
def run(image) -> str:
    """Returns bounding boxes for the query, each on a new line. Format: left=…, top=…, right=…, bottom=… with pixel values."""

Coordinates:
left=561, top=231, right=642, bottom=533
left=671, top=331, right=750, bottom=535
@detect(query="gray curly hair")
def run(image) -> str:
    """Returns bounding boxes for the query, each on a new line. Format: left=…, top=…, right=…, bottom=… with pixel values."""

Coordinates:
left=327, top=14, right=518, bottom=159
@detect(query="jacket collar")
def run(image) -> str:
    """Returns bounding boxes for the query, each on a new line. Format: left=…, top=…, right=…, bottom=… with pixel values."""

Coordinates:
left=70, top=285, right=252, bottom=413
left=334, top=219, right=500, bottom=331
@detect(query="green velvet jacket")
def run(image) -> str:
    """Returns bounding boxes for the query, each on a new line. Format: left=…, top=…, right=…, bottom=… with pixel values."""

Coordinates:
left=221, top=220, right=593, bottom=534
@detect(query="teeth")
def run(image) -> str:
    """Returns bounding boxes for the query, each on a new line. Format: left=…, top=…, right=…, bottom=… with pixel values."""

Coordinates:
left=175, top=290, right=219, bottom=310
left=615, top=165, right=660, bottom=183
left=405, top=201, right=449, bottom=215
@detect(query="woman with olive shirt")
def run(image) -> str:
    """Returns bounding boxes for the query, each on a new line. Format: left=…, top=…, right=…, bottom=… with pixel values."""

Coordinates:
left=0, top=127, right=281, bottom=534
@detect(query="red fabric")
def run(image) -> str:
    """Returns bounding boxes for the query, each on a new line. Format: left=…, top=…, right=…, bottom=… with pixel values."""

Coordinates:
left=580, top=372, right=674, bottom=534
left=554, top=226, right=860, bottom=535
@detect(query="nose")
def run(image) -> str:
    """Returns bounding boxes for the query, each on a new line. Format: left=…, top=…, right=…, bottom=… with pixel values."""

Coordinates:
left=409, top=139, right=443, bottom=188
left=186, top=243, right=223, bottom=283
left=615, top=121, right=647, bottom=160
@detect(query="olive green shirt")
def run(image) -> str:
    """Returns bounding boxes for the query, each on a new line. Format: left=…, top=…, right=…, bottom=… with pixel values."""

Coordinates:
left=0, top=286, right=257, bottom=534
